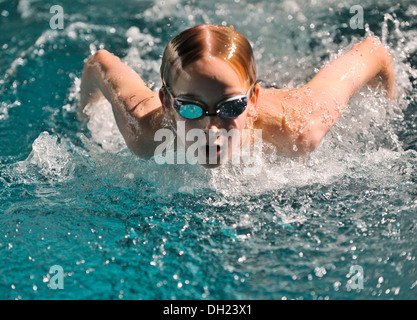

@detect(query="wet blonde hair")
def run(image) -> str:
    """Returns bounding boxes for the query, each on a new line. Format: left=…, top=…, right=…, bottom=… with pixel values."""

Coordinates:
left=160, top=24, right=257, bottom=94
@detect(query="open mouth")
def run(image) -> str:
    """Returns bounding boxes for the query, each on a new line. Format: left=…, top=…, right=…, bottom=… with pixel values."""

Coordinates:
left=205, top=144, right=221, bottom=156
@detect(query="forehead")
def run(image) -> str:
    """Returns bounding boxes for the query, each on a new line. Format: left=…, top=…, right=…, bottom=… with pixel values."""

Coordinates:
left=171, top=55, right=246, bottom=98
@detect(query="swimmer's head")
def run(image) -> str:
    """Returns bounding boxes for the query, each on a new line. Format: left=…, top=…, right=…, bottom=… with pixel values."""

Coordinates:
left=159, top=24, right=260, bottom=168
left=160, top=24, right=257, bottom=90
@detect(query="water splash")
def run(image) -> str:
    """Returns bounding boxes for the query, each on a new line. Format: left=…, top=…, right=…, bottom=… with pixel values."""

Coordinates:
left=1, top=132, right=77, bottom=185
left=1, top=0, right=417, bottom=300
left=83, top=98, right=127, bottom=153
left=68, top=7, right=417, bottom=200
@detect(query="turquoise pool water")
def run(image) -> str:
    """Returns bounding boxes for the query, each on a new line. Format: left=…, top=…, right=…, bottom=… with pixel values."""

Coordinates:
left=1, top=0, right=417, bottom=299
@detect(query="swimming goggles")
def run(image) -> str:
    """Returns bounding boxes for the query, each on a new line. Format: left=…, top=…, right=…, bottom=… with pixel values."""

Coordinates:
left=164, top=86, right=252, bottom=120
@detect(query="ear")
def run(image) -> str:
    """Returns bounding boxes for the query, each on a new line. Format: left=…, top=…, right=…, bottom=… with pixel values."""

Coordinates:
left=246, top=82, right=260, bottom=118
left=159, top=87, right=175, bottom=120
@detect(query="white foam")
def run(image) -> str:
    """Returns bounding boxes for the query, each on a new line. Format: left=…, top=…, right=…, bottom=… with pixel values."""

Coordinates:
left=123, top=27, right=162, bottom=87
left=27, top=131, right=75, bottom=179
left=141, top=0, right=184, bottom=21
left=56, top=0, right=417, bottom=199
left=2, top=21, right=114, bottom=82
left=17, top=0, right=37, bottom=19
left=0, top=100, right=21, bottom=121
left=62, top=75, right=81, bottom=113
left=2, top=132, right=76, bottom=184
left=82, top=98, right=126, bottom=153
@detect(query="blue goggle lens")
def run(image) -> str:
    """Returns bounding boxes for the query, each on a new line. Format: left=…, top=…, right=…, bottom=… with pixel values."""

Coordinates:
left=175, top=97, right=247, bottom=120
left=178, top=104, right=204, bottom=119
left=218, top=97, right=247, bottom=118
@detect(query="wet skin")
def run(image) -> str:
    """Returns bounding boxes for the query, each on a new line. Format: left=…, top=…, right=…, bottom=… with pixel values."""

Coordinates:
left=79, top=36, right=395, bottom=167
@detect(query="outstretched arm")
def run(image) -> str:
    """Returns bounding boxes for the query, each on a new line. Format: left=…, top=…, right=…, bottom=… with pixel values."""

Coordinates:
left=79, top=49, right=163, bottom=158
left=288, top=36, right=395, bottom=152
left=306, top=36, right=395, bottom=102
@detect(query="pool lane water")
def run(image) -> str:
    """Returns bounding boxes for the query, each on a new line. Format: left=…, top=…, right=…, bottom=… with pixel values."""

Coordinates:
left=0, top=0, right=417, bottom=299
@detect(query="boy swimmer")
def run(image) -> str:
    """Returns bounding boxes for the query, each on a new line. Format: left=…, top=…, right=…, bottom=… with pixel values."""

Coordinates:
left=79, top=24, right=395, bottom=168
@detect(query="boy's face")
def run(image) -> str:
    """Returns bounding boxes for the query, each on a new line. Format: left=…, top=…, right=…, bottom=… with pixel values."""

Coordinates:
left=161, top=55, right=258, bottom=168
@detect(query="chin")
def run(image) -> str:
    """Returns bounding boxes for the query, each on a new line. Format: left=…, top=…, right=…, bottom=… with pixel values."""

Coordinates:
left=200, top=161, right=223, bottom=169
left=197, top=153, right=229, bottom=169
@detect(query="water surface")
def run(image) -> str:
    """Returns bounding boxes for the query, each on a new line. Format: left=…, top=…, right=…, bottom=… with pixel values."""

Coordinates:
left=0, top=0, right=416, bottom=299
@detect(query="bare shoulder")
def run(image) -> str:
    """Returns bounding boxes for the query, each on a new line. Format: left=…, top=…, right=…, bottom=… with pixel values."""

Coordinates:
left=256, top=86, right=293, bottom=117
left=256, top=86, right=312, bottom=129
left=255, top=86, right=318, bottom=155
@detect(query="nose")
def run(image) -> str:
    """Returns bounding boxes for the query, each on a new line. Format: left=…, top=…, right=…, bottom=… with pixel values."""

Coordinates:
left=198, top=116, right=222, bottom=143
left=200, top=115, right=221, bottom=132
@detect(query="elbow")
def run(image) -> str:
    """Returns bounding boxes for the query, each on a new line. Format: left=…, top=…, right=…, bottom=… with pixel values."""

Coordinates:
left=84, top=49, right=116, bottom=72
left=306, top=134, right=323, bottom=153
left=281, top=118, right=325, bottom=156
left=305, top=129, right=326, bottom=152
left=125, top=135, right=155, bottom=160
left=91, top=49, right=120, bottom=68
left=363, top=35, right=382, bottom=46
left=84, top=50, right=104, bottom=70
left=293, top=130, right=324, bottom=155
left=81, top=51, right=110, bottom=82
left=300, top=139, right=321, bottom=155
left=93, top=49, right=112, bottom=62
left=127, top=146, right=155, bottom=160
